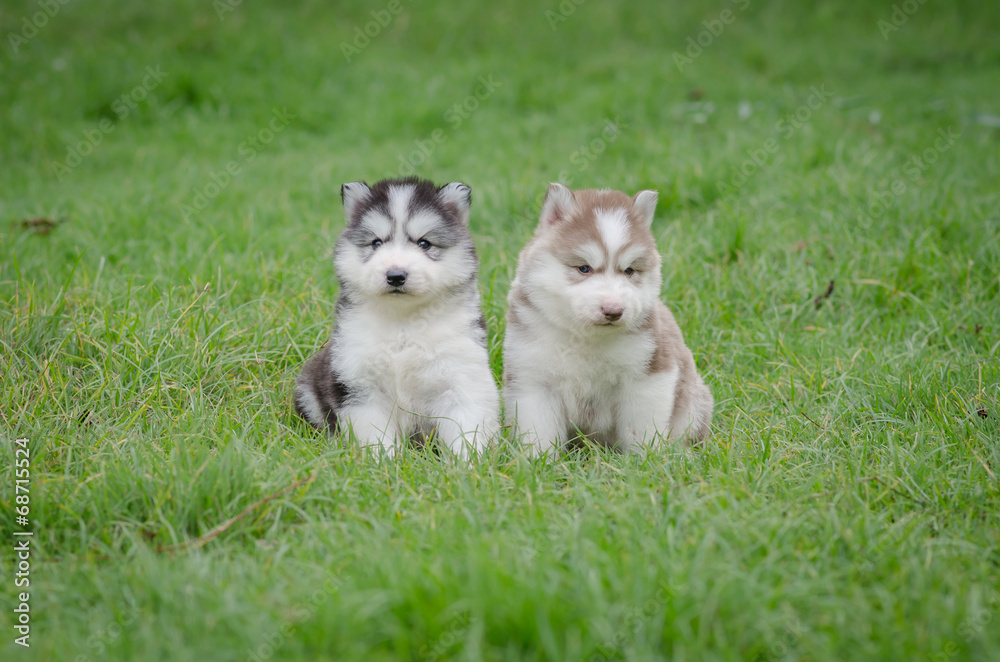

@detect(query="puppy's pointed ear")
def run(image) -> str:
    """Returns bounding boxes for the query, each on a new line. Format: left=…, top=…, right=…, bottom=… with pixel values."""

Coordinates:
left=341, top=182, right=371, bottom=221
left=540, top=182, right=575, bottom=226
left=437, top=182, right=472, bottom=226
left=632, top=190, right=658, bottom=227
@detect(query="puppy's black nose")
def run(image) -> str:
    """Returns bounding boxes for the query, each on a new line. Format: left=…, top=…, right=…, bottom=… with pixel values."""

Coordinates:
left=601, top=305, right=623, bottom=322
left=386, top=270, right=407, bottom=287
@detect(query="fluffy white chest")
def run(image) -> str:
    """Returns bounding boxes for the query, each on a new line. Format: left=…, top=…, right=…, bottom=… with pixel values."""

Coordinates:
left=332, top=302, right=484, bottom=412
left=511, top=314, right=655, bottom=434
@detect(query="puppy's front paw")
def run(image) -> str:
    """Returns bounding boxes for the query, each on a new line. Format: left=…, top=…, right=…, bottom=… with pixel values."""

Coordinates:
left=443, top=428, right=488, bottom=462
left=361, top=439, right=398, bottom=462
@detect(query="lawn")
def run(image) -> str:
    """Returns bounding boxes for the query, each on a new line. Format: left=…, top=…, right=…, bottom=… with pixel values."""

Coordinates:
left=1, top=0, right=999, bottom=660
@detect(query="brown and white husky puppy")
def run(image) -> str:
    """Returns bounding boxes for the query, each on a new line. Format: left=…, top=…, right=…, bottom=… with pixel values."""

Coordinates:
left=503, top=183, right=713, bottom=456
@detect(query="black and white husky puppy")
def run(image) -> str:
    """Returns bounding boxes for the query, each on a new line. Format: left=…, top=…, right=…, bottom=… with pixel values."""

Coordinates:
left=503, top=183, right=713, bottom=457
left=295, top=177, right=499, bottom=459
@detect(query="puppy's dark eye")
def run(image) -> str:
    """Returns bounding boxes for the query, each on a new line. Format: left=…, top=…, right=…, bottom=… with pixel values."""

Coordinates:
left=417, top=239, right=432, bottom=250
left=624, top=267, right=635, bottom=276
left=577, top=265, right=592, bottom=274
left=371, top=239, right=383, bottom=249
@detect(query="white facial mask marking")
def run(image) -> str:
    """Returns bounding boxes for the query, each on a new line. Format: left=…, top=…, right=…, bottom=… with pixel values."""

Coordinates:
left=387, top=185, right=416, bottom=239
left=595, top=208, right=631, bottom=258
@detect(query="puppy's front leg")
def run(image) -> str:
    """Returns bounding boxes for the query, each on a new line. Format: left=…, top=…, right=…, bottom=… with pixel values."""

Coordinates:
left=433, top=413, right=496, bottom=461
left=506, top=386, right=565, bottom=458
left=430, top=381, right=500, bottom=461
left=616, top=368, right=679, bottom=453
left=340, top=401, right=400, bottom=459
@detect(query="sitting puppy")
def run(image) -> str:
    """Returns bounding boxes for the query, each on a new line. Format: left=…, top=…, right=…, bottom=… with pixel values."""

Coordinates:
left=295, top=177, right=499, bottom=459
left=503, top=183, right=713, bottom=456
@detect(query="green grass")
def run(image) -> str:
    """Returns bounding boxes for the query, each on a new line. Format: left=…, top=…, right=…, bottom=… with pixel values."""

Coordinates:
left=2, top=0, right=999, bottom=660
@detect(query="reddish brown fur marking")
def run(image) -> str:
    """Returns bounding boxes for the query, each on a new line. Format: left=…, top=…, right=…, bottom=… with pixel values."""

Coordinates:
left=539, top=189, right=658, bottom=269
